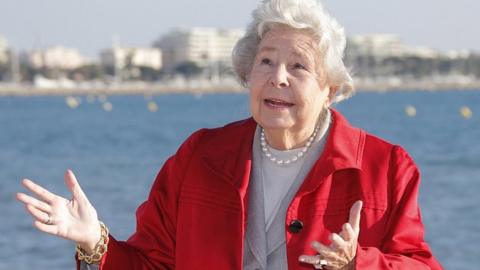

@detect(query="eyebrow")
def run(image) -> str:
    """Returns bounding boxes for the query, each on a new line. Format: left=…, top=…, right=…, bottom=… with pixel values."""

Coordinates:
left=257, top=45, right=315, bottom=64
left=258, top=46, right=277, bottom=53
left=259, top=45, right=313, bottom=56
left=292, top=51, right=315, bottom=62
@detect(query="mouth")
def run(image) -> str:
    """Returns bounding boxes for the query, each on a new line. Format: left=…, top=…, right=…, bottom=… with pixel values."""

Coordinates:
left=263, top=98, right=295, bottom=109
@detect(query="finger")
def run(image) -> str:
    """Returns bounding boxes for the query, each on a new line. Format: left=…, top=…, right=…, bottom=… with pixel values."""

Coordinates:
left=34, top=220, right=59, bottom=236
left=348, top=200, right=363, bottom=233
left=25, top=204, right=51, bottom=224
left=339, top=223, right=351, bottom=241
left=344, top=223, right=356, bottom=242
left=298, top=254, right=319, bottom=264
left=330, top=233, right=347, bottom=251
left=344, top=223, right=358, bottom=259
left=300, top=252, right=344, bottom=270
left=22, top=179, right=56, bottom=203
left=311, top=241, right=336, bottom=257
left=16, top=193, right=52, bottom=213
left=64, top=170, right=87, bottom=202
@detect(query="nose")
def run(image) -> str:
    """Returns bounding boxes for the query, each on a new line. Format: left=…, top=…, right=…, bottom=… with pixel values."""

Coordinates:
left=270, top=65, right=289, bottom=88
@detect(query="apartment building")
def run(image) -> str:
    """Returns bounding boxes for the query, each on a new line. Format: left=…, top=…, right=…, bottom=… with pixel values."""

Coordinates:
left=154, top=27, right=245, bottom=72
left=100, top=47, right=162, bottom=70
left=0, top=35, right=9, bottom=64
left=23, top=46, right=87, bottom=70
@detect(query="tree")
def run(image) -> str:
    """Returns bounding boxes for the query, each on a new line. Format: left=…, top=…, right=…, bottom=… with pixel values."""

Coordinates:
left=69, top=64, right=105, bottom=81
left=19, top=63, right=41, bottom=82
left=138, top=66, right=164, bottom=81
left=174, top=61, right=203, bottom=78
left=0, top=62, right=8, bottom=81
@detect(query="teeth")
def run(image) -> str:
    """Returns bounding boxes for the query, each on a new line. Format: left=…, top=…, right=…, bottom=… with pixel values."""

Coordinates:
left=266, top=99, right=293, bottom=106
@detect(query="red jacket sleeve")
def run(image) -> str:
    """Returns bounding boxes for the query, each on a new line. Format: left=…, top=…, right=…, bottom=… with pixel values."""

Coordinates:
left=355, top=146, right=443, bottom=269
left=77, top=129, right=206, bottom=270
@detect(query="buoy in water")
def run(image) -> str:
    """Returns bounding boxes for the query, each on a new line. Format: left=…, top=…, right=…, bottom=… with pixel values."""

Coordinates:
left=103, top=102, right=113, bottom=112
left=65, top=96, right=80, bottom=109
left=405, top=105, right=416, bottom=117
left=147, top=101, right=158, bottom=112
left=86, top=95, right=95, bottom=104
left=460, top=106, right=472, bottom=119
left=98, top=94, right=108, bottom=103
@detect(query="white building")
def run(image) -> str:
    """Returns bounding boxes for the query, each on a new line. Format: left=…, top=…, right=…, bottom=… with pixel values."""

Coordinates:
left=100, top=47, right=162, bottom=70
left=347, top=34, right=438, bottom=59
left=24, top=46, right=87, bottom=69
left=154, top=27, right=245, bottom=72
left=0, top=34, right=9, bottom=64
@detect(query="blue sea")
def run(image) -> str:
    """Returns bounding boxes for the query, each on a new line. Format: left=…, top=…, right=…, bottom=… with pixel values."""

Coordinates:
left=1, top=91, right=479, bottom=270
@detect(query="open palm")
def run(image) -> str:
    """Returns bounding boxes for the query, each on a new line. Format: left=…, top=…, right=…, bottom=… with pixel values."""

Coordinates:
left=16, top=170, right=101, bottom=251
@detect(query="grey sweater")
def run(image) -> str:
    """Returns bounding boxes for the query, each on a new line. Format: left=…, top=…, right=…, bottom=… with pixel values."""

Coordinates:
left=243, top=111, right=331, bottom=270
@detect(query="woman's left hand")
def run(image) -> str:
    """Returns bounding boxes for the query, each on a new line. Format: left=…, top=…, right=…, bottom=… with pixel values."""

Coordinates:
left=299, top=200, right=363, bottom=270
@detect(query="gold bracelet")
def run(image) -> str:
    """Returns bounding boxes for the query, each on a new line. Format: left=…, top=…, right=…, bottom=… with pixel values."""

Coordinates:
left=76, top=221, right=109, bottom=265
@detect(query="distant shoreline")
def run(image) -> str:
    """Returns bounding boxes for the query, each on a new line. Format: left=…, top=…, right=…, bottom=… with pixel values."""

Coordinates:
left=0, top=82, right=479, bottom=96
left=0, top=85, right=245, bottom=97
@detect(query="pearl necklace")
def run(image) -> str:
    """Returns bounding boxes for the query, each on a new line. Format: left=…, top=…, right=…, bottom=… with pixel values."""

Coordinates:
left=260, top=123, right=321, bottom=166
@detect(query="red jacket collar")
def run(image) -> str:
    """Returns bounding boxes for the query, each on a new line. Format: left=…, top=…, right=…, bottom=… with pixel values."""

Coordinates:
left=295, top=109, right=365, bottom=195
left=321, top=109, right=365, bottom=172
left=199, top=109, right=365, bottom=195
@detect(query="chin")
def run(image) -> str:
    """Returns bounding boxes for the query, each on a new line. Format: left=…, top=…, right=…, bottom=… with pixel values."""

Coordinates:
left=257, top=115, right=294, bottom=130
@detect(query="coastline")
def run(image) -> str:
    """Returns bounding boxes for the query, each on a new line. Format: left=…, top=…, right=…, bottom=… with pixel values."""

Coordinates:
left=1, top=80, right=479, bottom=96
left=0, top=84, right=246, bottom=97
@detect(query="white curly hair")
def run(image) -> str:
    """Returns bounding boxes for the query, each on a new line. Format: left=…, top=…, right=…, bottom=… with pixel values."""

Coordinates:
left=232, top=0, right=354, bottom=104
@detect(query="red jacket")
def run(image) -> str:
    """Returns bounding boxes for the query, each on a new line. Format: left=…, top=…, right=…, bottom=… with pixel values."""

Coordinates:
left=79, top=109, right=443, bottom=269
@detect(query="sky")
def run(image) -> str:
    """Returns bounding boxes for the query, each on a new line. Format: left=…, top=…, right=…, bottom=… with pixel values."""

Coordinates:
left=0, top=0, right=478, bottom=57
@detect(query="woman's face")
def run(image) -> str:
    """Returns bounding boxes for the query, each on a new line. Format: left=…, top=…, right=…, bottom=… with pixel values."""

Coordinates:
left=248, top=27, right=331, bottom=135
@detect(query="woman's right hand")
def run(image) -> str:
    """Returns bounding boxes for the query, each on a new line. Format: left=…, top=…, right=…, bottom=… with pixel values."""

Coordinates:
left=16, top=169, right=102, bottom=254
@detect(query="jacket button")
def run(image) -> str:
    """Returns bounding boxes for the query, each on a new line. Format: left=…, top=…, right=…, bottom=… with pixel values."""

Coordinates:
left=288, top=219, right=303, bottom=233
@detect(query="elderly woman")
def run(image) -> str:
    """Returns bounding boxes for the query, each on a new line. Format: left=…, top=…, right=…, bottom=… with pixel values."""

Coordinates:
left=16, top=0, right=442, bottom=269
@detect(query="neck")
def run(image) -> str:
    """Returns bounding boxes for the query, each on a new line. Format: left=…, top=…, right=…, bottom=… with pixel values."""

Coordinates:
left=264, top=127, right=313, bottom=150
left=263, top=109, right=328, bottom=150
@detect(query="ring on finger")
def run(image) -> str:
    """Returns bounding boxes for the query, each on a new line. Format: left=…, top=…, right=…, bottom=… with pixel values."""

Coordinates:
left=44, top=213, right=52, bottom=225
left=314, top=256, right=328, bottom=269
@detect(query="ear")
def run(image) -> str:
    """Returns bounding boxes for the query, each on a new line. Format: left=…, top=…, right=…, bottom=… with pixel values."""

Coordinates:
left=327, top=86, right=339, bottom=105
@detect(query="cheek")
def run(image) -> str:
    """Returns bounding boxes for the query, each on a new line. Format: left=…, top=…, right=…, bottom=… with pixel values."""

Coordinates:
left=249, top=92, right=262, bottom=123
left=294, top=82, right=327, bottom=112
left=249, top=66, right=268, bottom=84
left=248, top=70, right=268, bottom=101
left=248, top=84, right=262, bottom=113
left=248, top=79, right=261, bottom=99
left=249, top=91, right=259, bottom=108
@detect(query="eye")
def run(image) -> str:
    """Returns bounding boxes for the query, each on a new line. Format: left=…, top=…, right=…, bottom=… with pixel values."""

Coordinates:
left=293, top=63, right=306, bottom=70
left=260, top=58, right=272, bottom=65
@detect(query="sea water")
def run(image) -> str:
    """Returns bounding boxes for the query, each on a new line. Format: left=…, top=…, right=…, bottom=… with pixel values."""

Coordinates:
left=1, top=91, right=479, bottom=269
